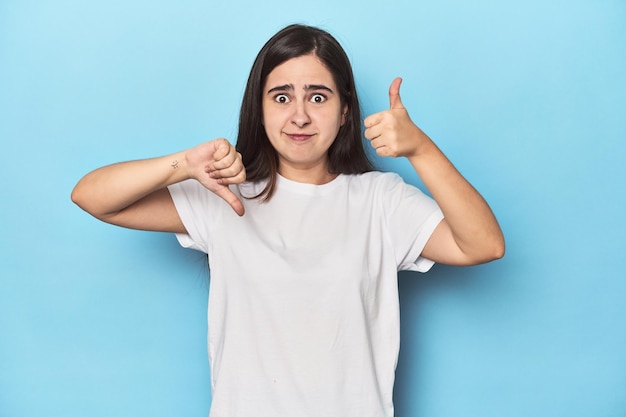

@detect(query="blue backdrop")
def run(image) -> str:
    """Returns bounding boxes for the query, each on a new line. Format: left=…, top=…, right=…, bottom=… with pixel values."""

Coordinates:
left=1, top=0, right=625, bottom=416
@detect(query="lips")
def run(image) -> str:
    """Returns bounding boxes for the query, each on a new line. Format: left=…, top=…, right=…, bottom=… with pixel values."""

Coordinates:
left=285, top=133, right=315, bottom=142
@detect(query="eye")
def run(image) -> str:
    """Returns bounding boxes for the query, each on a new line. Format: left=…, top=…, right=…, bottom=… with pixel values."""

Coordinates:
left=274, top=94, right=290, bottom=104
left=310, top=94, right=327, bottom=104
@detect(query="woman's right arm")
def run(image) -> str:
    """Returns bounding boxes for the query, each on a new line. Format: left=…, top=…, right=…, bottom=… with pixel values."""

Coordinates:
left=71, top=138, right=246, bottom=233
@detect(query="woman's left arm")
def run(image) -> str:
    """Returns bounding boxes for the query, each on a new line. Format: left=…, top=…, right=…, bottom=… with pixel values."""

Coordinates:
left=364, top=78, right=505, bottom=266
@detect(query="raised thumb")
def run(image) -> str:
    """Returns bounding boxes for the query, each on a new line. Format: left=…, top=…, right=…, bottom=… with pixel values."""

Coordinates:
left=389, top=77, right=404, bottom=109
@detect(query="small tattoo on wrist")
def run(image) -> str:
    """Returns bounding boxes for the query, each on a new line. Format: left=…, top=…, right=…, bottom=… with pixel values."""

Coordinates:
left=171, top=160, right=179, bottom=170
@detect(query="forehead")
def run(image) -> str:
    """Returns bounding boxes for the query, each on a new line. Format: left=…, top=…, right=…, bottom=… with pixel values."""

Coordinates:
left=264, top=54, right=336, bottom=90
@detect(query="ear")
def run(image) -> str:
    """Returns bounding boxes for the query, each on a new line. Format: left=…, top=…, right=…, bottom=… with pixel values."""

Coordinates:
left=340, top=104, right=348, bottom=126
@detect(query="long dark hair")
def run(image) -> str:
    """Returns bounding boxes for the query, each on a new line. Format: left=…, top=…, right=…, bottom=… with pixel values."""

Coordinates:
left=236, top=24, right=374, bottom=200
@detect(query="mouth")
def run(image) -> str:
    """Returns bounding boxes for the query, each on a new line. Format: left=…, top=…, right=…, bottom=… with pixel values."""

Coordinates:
left=285, top=133, right=315, bottom=142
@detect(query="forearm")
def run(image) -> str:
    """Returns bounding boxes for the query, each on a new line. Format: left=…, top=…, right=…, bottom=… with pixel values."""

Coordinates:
left=71, top=151, right=188, bottom=219
left=407, top=140, right=505, bottom=262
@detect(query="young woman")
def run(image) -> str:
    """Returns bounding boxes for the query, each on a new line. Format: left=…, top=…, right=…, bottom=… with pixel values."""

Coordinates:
left=72, top=24, right=504, bottom=417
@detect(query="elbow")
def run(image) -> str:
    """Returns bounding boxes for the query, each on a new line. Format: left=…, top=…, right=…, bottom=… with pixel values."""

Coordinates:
left=465, top=234, right=505, bottom=265
left=485, top=234, right=506, bottom=263
left=71, top=183, right=100, bottom=217
left=492, top=240, right=506, bottom=261
left=70, top=185, right=81, bottom=207
left=70, top=182, right=124, bottom=224
left=70, top=184, right=87, bottom=211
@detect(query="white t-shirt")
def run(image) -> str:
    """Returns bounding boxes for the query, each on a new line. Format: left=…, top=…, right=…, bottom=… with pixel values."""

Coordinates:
left=168, top=171, right=443, bottom=417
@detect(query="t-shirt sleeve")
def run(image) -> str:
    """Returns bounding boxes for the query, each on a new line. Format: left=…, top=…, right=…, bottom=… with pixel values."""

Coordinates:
left=380, top=173, right=444, bottom=273
left=167, top=179, right=213, bottom=254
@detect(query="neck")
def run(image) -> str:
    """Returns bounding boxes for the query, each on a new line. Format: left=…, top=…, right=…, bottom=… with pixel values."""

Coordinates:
left=278, top=163, right=337, bottom=185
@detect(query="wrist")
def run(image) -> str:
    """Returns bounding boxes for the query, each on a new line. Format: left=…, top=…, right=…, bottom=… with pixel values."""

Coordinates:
left=405, top=133, right=437, bottom=161
left=165, top=151, right=192, bottom=184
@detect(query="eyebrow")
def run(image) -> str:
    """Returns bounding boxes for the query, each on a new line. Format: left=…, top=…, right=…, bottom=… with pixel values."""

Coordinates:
left=267, top=84, right=334, bottom=94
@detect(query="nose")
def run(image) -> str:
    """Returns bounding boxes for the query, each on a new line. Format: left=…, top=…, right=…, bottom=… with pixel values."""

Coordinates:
left=291, top=101, right=311, bottom=128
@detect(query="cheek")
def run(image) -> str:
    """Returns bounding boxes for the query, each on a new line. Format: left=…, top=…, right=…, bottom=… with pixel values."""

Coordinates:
left=262, top=108, right=282, bottom=130
left=325, top=110, right=344, bottom=132
left=262, top=111, right=282, bottom=144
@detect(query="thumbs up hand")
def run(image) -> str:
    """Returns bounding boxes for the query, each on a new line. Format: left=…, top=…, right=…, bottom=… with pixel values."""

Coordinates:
left=364, top=78, right=430, bottom=158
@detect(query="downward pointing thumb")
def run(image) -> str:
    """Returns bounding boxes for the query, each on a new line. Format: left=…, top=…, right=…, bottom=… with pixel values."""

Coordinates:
left=389, top=77, right=404, bottom=110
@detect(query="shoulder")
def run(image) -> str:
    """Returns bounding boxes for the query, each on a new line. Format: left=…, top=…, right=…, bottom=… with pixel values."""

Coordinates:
left=337, top=172, right=430, bottom=214
left=343, top=171, right=409, bottom=193
left=345, top=171, right=436, bottom=212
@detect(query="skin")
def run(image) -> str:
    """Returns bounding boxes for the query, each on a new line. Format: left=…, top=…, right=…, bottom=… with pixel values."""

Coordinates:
left=71, top=56, right=504, bottom=265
